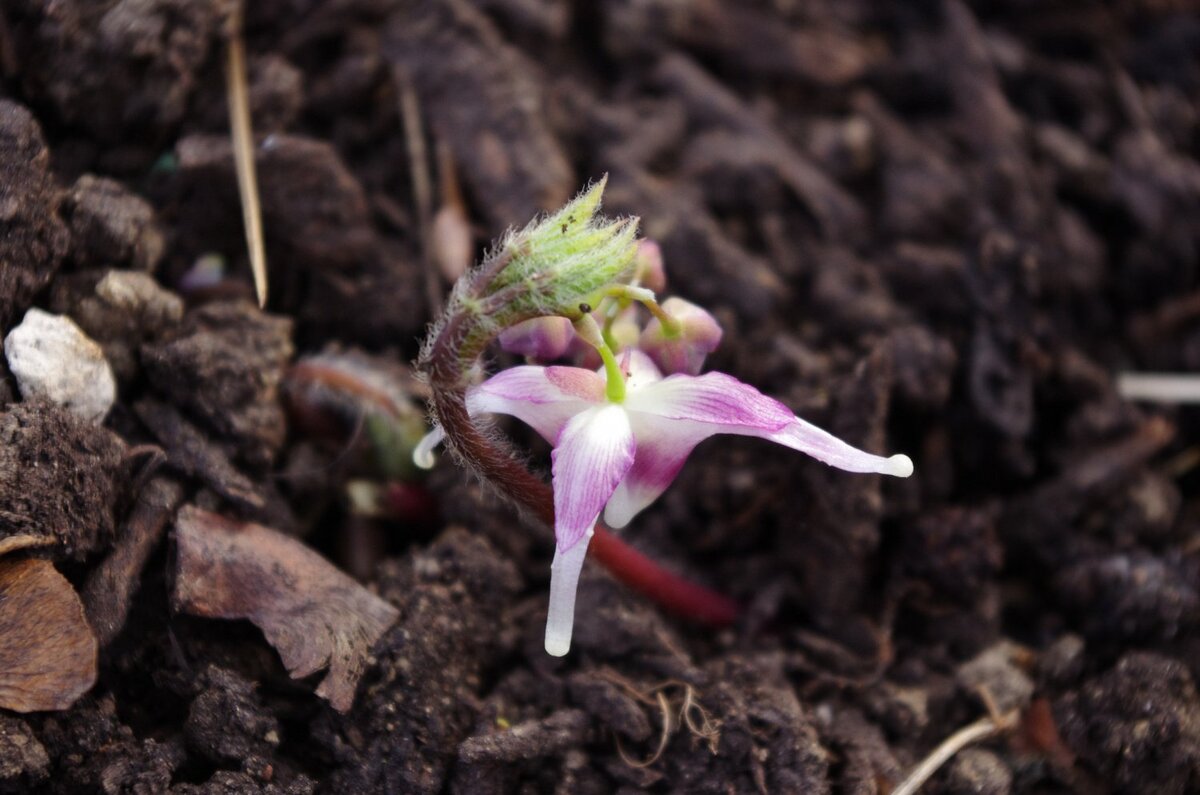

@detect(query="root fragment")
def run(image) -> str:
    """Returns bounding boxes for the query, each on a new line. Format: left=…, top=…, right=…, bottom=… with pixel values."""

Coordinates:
left=601, top=670, right=721, bottom=768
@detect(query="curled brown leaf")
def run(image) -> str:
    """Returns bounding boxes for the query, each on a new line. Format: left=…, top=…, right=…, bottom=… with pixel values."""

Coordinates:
left=0, top=558, right=98, bottom=712
left=172, top=505, right=399, bottom=712
left=0, top=534, right=54, bottom=556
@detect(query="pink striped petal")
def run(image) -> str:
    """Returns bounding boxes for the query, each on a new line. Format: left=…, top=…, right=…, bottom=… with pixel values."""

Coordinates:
left=604, top=416, right=699, bottom=528
left=624, top=371, right=795, bottom=431
left=551, top=404, right=636, bottom=550
left=606, top=372, right=912, bottom=527
left=765, top=418, right=914, bottom=477
left=467, top=365, right=604, bottom=442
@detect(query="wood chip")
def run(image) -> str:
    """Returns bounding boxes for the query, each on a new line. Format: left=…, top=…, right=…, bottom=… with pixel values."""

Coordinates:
left=0, top=558, right=98, bottom=712
left=172, top=505, right=399, bottom=712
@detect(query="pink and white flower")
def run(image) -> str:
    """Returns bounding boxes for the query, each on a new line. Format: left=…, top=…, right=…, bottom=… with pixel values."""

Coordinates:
left=416, top=351, right=913, bottom=656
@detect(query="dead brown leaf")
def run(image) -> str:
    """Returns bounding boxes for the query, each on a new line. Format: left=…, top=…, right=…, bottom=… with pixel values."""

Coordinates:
left=172, top=505, right=399, bottom=712
left=82, top=476, right=185, bottom=647
left=0, top=534, right=53, bottom=556
left=0, top=557, right=98, bottom=712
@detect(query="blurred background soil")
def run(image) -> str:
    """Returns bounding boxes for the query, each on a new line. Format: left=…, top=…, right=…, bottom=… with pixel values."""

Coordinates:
left=2, top=0, right=1200, bottom=792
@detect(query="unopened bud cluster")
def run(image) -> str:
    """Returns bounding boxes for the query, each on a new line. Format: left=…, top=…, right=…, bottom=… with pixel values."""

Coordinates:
left=423, top=179, right=642, bottom=389
left=498, top=238, right=722, bottom=377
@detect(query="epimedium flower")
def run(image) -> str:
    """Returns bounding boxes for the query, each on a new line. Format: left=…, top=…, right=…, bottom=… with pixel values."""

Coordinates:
left=415, top=349, right=913, bottom=657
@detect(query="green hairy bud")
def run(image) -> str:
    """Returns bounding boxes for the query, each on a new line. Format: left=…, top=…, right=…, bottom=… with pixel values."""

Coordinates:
left=420, top=177, right=640, bottom=387
left=488, top=176, right=639, bottom=320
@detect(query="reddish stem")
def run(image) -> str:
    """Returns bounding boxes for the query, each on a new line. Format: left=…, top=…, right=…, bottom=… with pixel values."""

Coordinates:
left=589, top=526, right=739, bottom=626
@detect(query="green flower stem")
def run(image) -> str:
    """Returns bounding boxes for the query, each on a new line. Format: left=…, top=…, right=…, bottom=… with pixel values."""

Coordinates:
left=606, top=284, right=681, bottom=339
left=573, top=313, right=626, bottom=403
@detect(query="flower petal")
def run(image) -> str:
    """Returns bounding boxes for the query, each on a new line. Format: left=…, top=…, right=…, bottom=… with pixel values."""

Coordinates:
left=607, top=372, right=912, bottom=527
left=765, top=418, right=914, bottom=477
left=497, top=317, right=576, bottom=361
left=624, top=371, right=796, bottom=431
left=604, top=416, right=699, bottom=528
left=551, top=404, right=635, bottom=550
left=467, top=365, right=604, bottom=442
left=618, top=349, right=664, bottom=390
left=544, top=533, right=591, bottom=657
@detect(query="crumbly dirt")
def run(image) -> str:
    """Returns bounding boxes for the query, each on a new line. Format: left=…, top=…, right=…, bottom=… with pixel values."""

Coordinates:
left=2, top=0, right=1200, bottom=792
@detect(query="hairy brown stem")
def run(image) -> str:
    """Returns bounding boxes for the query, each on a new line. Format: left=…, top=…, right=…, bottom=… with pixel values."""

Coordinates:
left=432, top=388, right=554, bottom=523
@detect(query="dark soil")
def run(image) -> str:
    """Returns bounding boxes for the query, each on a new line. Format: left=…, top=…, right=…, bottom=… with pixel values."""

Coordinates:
left=2, top=0, right=1200, bottom=792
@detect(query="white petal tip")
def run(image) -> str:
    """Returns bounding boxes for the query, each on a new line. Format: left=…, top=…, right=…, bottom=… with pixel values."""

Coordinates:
left=602, top=503, right=632, bottom=529
left=544, top=538, right=591, bottom=659
left=544, top=637, right=571, bottom=657
left=413, top=426, right=446, bottom=470
left=887, top=454, right=914, bottom=478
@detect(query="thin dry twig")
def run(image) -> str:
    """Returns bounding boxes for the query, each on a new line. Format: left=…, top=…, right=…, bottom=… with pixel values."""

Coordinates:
left=226, top=5, right=269, bottom=307
left=890, top=711, right=1017, bottom=795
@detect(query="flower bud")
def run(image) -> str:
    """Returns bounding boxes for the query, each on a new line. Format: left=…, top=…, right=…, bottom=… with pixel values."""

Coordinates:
left=608, top=306, right=641, bottom=352
left=633, top=239, right=666, bottom=293
left=486, top=176, right=639, bottom=324
left=419, top=176, right=640, bottom=387
left=639, top=297, right=723, bottom=375
left=498, top=316, right=575, bottom=361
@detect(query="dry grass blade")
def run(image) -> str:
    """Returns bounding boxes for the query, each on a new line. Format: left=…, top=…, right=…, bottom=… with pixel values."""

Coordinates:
left=226, top=6, right=268, bottom=307
left=395, top=66, right=442, bottom=316
left=431, top=143, right=473, bottom=283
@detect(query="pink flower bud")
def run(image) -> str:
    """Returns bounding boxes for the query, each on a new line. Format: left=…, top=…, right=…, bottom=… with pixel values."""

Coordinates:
left=498, top=316, right=575, bottom=361
left=633, top=240, right=667, bottom=293
left=609, top=307, right=641, bottom=351
left=639, top=297, right=723, bottom=375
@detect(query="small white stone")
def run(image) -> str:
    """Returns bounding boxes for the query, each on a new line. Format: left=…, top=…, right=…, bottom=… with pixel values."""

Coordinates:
left=4, top=308, right=116, bottom=423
